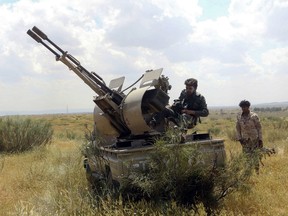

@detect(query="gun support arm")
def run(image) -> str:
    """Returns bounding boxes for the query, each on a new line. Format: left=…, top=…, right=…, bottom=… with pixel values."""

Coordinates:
left=58, top=54, right=105, bottom=96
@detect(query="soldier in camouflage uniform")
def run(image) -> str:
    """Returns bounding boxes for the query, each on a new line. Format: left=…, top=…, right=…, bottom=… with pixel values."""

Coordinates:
left=150, top=78, right=209, bottom=129
left=236, top=100, right=263, bottom=174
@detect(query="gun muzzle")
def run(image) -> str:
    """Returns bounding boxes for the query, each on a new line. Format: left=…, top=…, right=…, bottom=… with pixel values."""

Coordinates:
left=27, top=28, right=60, bottom=58
left=27, top=29, right=42, bottom=43
left=32, top=26, right=48, bottom=40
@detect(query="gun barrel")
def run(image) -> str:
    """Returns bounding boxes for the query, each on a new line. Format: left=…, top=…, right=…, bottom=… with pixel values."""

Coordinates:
left=32, top=26, right=66, bottom=56
left=29, top=27, right=107, bottom=86
left=31, top=26, right=48, bottom=40
left=27, top=29, right=60, bottom=58
left=27, top=29, right=42, bottom=43
left=27, top=26, right=124, bottom=105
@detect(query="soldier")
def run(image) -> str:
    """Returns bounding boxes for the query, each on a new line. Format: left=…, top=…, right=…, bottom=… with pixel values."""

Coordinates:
left=236, top=100, right=263, bottom=174
left=150, top=78, right=209, bottom=129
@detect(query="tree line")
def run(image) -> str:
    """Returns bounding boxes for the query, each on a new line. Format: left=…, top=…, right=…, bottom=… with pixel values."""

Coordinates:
left=253, top=107, right=288, bottom=112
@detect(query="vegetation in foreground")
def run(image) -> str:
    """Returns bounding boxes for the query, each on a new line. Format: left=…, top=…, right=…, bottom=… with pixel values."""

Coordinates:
left=0, top=116, right=53, bottom=152
left=0, top=110, right=287, bottom=215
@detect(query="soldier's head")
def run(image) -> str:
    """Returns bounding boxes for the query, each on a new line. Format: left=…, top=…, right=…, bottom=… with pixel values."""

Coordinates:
left=239, top=100, right=250, bottom=108
left=184, top=78, right=198, bottom=95
left=239, top=100, right=250, bottom=113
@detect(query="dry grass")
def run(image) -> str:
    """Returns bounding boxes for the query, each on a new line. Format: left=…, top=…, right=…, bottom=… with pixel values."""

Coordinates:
left=0, top=140, right=85, bottom=215
left=31, top=113, right=93, bottom=139
left=0, top=110, right=287, bottom=215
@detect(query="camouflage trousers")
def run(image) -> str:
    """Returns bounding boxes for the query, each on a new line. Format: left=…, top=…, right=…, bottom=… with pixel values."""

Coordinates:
left=241, top=138, right=260, bottom=154
left=241, top=138, right=261, bottom=174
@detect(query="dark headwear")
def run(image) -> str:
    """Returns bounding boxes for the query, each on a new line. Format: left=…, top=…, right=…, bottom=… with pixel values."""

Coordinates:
left=239, top=100, right=251, bottom=107
left=185, top=78, right=198, bottom=89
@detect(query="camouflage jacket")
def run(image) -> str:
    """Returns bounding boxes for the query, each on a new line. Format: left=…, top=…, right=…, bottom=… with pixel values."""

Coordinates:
left=178, top=90, right=209, bottom=117
left=236, top=111, right=263, bottom=141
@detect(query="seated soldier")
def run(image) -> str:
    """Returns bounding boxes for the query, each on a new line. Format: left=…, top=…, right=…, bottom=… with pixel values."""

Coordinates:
left=150, top=78, right=209, bottom=129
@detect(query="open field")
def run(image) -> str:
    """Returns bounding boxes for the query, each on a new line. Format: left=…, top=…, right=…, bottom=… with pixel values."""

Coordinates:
left=0, top=110, right=288, bottom=215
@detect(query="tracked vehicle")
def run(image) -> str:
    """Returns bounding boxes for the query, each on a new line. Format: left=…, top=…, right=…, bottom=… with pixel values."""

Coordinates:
left=27, top=26, right=226, bottom=189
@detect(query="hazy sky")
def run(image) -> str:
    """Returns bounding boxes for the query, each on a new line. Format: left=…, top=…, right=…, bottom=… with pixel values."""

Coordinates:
left=0, top=0, right=287, bottom=115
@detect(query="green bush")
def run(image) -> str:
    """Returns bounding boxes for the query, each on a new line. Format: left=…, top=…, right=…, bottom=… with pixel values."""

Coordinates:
left=120, top=140, right=254, bottom=214
left=0, top=116, right=53, bottom=152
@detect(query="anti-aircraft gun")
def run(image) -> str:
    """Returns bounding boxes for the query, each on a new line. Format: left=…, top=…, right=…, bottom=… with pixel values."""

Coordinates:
left=27, top=26, right=226, bottom=189
left=27, top=26, right=170, bottom=143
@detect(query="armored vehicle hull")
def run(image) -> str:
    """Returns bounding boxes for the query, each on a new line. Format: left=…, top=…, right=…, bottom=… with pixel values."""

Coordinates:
left=84, top=133, right=226, bottom=187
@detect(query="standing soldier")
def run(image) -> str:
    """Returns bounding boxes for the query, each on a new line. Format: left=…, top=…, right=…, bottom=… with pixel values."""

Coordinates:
left=236, top=100, right=263, bottom=174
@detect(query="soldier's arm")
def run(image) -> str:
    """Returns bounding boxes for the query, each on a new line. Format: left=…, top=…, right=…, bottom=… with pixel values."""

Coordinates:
left=253, top=114, right=263, bottom=141
left=192, top=95, right=209, bottom=117
left=236, top=116, right=242, bottom=141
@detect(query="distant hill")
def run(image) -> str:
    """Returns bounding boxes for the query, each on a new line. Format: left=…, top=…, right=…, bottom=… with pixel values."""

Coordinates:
left=210, top=101, right=288, bottom=110
left=1, top=101, right=287, bottom=116
left=0, top=108, right=92, bottom=116
left=253, top=101, right=288, bottom=108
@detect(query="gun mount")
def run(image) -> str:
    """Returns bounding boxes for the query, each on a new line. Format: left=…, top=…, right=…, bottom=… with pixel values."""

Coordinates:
left=27, top=26, right=226, bottom=192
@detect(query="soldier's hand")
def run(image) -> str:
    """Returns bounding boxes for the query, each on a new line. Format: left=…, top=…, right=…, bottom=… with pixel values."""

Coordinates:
left=181, top=109, right=195, bottom=116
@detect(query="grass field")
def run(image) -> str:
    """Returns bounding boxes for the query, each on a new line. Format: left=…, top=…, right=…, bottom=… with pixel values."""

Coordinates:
left=0, top=110, right=287, bottom=215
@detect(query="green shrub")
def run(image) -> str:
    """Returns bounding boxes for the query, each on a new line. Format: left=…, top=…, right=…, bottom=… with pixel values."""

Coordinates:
left=0, top=116, right=53, bottom=152
left=120, top=140, right=254, bottom=214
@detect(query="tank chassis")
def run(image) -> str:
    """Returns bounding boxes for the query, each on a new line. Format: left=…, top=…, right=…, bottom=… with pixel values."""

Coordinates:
left=27, top=26, right=226, bottom=188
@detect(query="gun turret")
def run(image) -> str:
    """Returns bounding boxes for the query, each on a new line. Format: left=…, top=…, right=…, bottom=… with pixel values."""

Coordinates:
left=27, top=26, right=170, bottom=142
